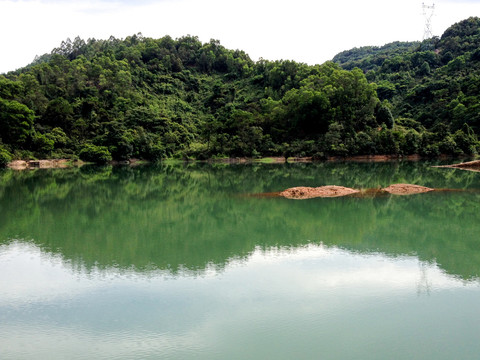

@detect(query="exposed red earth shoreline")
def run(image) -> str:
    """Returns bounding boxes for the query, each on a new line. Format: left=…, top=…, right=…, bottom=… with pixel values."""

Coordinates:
left=434, top=159, right=480, bottom=172
left=6, top=159, right=147, bottom=170
left=213, top=155, right=424, bottom=164
left=7, top=159, right=74, bottom=170
left=6, top=157, right=479, bottom=170
left=5, top=155, right=397, bottom=169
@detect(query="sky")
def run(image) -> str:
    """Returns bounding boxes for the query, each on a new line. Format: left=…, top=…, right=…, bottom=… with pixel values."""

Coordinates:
left=1, top=0, right=480, bottom=74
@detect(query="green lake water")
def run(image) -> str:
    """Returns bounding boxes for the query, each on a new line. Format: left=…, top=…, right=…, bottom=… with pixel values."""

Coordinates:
left=1, top=161, right=480, bottom=359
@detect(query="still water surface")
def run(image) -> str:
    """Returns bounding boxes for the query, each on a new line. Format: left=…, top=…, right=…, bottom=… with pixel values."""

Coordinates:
left=1, top=161, right=479, bottom=359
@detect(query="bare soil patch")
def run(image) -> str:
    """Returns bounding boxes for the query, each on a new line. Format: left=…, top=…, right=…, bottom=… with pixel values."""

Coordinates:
left=277, top=183, right=434, bottom=199
left=382, top=183, right=434, bottom=195
left=280, top=186, right=360, bottom=199
left=435, top=160, right=480, bottom=172
left=8, top=159, right=73, bottom=170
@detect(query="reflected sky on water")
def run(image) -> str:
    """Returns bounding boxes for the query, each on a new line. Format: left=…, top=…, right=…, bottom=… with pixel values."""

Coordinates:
left=1, top=240, right=479, bottom=360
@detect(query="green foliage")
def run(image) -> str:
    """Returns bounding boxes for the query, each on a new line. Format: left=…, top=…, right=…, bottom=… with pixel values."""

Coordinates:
left=1, top=18, right=480, bottom=160
left=49, top=127, right=69, bottom=148
left=332, top=42, right=421, bottom=72
left=79, top=143, right=112, bottom=164
left=376, top=104, right=394, bottom=129
left=333, top=16, right=480, bottom=156
left=32, top=132, right=55, bottom=156
left=0, top=76, right=23, bottom=99
left=0, top=145, right=12, bottom=167
left=0, top=98, right=34, bottom=145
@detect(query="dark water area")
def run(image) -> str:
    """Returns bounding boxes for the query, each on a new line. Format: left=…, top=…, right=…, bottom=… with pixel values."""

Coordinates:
left=1, top=161, right=480, bottom=359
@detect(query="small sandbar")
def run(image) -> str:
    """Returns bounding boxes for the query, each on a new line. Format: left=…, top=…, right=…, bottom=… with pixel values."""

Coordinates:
left=277, top=183, right=434, bottom=199
left=382, top=183, right=434, bottom=195
left=280, top=186, right=360, bottom=199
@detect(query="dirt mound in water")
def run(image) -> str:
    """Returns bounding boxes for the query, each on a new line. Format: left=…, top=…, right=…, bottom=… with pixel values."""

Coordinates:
left=382, top=183, right=434, bottom=195
left=279, top=184, right=434, bottom=199
left=280, top=186, right=360, bottom=199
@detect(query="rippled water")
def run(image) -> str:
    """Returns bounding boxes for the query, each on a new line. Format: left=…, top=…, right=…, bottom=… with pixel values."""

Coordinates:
left=1, top=161, right=479, bottom=359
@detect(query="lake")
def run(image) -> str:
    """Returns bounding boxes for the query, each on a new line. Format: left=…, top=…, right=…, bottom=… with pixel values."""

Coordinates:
left=1, top=161, right=480, bottom=359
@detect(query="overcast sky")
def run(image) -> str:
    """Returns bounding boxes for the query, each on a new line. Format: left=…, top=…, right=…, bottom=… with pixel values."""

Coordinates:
left=1, top=0, right=480, bottom=74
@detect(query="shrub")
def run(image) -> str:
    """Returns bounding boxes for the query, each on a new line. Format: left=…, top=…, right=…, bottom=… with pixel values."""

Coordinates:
left=78, top=143, right=112, bottom=164
left=376, top=105, right=395, bottom=129
left=0, top=146, right=12, bottom=167
left=142, top=142, right=166, bottom=161
left=32, top=133, right=55, bottom=156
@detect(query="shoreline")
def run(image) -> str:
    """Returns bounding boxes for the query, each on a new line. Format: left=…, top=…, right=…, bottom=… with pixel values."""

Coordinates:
left=5, top=158, right=147, bottom=170
left=433, top=159, right=480, bottom=172
left=7, top=159, right=79, bottom=170
left=203, top=154, right=437, bottom=164
left=5, top=156, right=479, bottom=170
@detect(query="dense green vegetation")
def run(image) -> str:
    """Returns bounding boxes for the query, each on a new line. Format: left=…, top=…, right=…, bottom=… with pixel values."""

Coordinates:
left=1, top=17, right=480, bottom=163
left=334, top=17, right=480, bottom=157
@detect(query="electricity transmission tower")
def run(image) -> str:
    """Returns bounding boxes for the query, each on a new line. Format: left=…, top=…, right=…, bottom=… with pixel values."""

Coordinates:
left=422, top=3, right=435, bottom=40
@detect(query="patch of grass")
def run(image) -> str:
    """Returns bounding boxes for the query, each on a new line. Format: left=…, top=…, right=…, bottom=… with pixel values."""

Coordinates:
left=162, top=158, right=186, bottom=165
left=254, top=157, right=284, bottom=164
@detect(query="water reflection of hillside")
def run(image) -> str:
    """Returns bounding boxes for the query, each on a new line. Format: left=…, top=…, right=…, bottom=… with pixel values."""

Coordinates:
left=0, top=162, right=479, bottom=279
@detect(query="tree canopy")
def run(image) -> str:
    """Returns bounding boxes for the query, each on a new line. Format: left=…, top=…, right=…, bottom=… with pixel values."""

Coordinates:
left=1, top=18, right=480, bottom=164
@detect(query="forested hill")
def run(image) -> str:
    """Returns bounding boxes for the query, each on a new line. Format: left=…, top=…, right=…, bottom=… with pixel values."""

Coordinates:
left=1, top=17, right=480, bottom=165
left=333, top=17, right=480, bottom=156
left=332, top=41, right=422, bottom=72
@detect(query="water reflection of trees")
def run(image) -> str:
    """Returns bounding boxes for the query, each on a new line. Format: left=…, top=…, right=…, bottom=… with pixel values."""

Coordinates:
left=0, top=161, right=479, bottom=279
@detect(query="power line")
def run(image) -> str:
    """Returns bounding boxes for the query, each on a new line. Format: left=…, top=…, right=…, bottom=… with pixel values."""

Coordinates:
left=422, top=3, right=435, bottom=40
